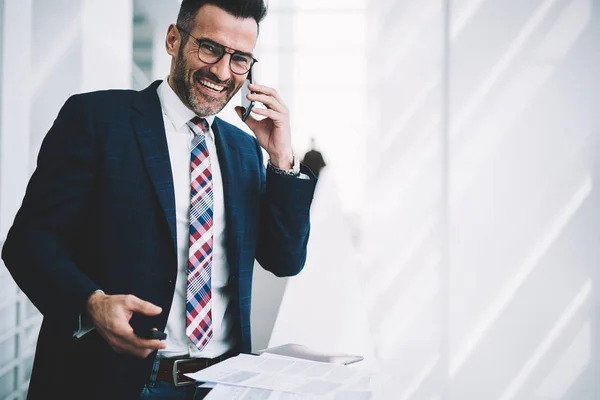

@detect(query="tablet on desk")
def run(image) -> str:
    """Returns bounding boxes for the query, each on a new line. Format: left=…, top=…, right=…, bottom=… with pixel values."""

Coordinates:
left=256, top=343, right=364, bottom=365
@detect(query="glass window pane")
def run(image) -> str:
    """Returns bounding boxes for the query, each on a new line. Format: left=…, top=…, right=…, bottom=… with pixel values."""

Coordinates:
left=0, top=274, right=17, bottom=304
left=0, top=304, right=17, bottom=336
left=0, top=336, right=17, bottom=367
left=0, top=368, right=16, bottom=399
left=25, top=299, right=39, bottom=320
left=23, top=355, right=34, bottom=382
left=23, top=325, right=41, bottom=353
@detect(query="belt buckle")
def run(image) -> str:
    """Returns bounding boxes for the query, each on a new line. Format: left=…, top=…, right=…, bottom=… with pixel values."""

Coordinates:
left=172, top=358, right=197, bottom=387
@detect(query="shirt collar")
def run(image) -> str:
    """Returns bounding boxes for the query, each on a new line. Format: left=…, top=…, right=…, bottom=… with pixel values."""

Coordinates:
left=157, top=78, right=216, bottom=139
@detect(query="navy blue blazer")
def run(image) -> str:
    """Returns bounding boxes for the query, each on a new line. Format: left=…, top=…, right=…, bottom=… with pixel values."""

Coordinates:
left=1, top=80, right=315, bottom=399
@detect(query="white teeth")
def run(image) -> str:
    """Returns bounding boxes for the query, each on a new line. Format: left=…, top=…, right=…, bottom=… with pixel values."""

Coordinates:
left=199, top=79, right=224, bottom=92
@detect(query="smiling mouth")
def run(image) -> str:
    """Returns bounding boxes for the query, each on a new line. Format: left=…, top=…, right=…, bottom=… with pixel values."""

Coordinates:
left=198, top=78, right=226, bottom=93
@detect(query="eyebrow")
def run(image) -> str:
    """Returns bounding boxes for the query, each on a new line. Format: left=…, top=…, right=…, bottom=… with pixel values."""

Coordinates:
left=198, top=37, right=254, bottom=58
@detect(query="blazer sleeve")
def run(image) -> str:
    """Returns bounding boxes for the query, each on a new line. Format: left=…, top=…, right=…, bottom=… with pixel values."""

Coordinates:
left=255, top=140, right=317, bottom=277
left=1, top=94, right=101, bottom=326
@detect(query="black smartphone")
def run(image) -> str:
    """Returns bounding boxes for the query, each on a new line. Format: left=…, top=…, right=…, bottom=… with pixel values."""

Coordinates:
left=135, top=328, right=167, bottom=340
left=241, top=67, right=254, bottom=122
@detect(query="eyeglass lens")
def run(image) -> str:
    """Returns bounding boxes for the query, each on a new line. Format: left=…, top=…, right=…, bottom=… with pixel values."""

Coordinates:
left=197, top=40, right=253, bottom=74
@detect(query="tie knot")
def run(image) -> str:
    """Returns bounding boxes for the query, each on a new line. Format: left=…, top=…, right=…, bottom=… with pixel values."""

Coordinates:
left=188, top=116, right=209, bottom=135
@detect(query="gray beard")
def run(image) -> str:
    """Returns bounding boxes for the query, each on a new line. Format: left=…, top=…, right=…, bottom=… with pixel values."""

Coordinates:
left=171, top=54, right=231, bottom=117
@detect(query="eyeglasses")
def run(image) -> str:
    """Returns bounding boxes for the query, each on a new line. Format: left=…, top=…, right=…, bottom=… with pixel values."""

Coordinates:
left=176, top=26, right=258, bottom=75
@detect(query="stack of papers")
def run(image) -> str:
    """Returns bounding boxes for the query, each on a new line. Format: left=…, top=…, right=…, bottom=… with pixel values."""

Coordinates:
left=186, top=353, right=383, bottom=399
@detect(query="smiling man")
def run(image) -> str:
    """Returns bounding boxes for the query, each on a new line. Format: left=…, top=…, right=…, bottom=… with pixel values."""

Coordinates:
left=1, top=1, right=316, bottom=399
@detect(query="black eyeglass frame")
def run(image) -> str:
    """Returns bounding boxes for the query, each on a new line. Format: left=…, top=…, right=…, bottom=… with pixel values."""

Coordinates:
left=176, top=25, right=258, bottom=75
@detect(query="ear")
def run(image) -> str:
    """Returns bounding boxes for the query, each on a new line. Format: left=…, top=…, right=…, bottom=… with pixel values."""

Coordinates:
left=165, top=24, right=180, bottom=57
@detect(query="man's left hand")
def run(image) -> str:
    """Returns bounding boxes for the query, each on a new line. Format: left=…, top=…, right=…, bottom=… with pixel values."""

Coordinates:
left=235, top=83, right=294, bottom=170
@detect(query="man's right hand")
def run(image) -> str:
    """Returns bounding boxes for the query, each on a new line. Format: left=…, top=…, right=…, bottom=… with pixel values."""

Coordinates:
left=86, top=291, right=166, bottom=359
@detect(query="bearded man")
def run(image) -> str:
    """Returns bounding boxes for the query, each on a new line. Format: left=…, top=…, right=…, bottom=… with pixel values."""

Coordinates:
left=1, top=1, right=316, bottom=398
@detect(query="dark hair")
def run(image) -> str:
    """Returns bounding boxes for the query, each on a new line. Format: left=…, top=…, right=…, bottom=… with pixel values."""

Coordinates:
left=177, top=0, right=268, bottom=45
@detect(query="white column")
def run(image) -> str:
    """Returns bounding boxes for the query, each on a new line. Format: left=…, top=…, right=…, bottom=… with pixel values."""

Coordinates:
left=152, top=25, right=171, bottom=81
left=138, top=0, right=180, bottom=81
left=81, top=0, right=133, bottom=92
left=0, top=0, right=32, bottom=239
left=29, top=0, right=134, bottom=170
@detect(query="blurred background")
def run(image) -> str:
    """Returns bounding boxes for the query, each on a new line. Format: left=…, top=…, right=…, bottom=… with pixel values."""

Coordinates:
left=1, top=0, right=600, bottom=398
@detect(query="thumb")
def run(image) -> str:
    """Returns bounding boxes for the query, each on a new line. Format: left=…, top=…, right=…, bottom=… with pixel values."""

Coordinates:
left=126, top=295, right=162, bottom=316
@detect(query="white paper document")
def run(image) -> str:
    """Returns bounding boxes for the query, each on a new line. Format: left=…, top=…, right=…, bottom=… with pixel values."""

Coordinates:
left=187, top=353, right=382, bottom=398
left=203, top=384, right=376, bottom=400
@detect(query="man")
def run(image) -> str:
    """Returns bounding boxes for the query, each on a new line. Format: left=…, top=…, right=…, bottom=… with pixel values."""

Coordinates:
left=301, top=137, right=327, bottom=178
left=1, top=0, right=315, bottom=398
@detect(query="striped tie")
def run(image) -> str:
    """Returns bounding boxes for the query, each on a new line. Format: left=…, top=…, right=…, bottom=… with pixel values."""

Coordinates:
left=185, top=117, right=213, bottom=350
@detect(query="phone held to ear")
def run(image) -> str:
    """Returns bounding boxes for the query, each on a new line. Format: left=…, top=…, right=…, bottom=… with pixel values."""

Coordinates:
left=134, top=328, right=167, bottom=340
left=241, top=67, right=254, bottom=122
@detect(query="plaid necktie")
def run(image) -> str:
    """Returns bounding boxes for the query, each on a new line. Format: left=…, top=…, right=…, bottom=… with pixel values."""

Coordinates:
left=185, top=117, right=213, bottom=350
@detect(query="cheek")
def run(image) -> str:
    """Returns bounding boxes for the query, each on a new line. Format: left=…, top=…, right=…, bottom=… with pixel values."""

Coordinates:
left=183, top=47, right=199, bottom=60
left=180, top=53, right=205, bottom=74
left=232, top=78, right=245, bottom=92
left=189, top=64, right=215, bottom=79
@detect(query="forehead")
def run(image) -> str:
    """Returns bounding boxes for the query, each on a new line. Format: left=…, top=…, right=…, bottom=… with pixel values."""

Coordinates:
left=191, top=4, right=258, bottom=53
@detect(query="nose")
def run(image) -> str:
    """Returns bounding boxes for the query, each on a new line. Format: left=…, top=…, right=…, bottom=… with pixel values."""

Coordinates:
left=208, top=55, right=232, bottom=83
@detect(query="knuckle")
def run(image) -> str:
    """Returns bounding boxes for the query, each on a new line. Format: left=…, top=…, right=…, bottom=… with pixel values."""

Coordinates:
left=113, top=326, right=126, bottom=336
left=123, top=294, right=134, bottom=306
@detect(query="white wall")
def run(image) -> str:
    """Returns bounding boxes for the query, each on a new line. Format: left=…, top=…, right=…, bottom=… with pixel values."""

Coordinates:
left=365, top=1, right=600, bottom=399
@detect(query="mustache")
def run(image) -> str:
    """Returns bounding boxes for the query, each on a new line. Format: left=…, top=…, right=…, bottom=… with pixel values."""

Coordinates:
left=194, top=71, right=234, bottom=91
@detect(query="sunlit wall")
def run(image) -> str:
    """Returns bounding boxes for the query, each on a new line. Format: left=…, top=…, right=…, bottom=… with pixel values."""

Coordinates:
left=364, top=0, right=600, bottom=399
left=1, top=0, right=599, bottom=399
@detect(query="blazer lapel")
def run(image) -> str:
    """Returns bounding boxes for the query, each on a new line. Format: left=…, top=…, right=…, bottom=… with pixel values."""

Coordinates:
left=212, top=117, right=242, bottom=275
left=131, top=80, right=177, bottom=254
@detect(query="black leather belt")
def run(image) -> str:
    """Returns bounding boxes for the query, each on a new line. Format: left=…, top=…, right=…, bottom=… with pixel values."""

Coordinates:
left=155, top=352, right=236, bottom=387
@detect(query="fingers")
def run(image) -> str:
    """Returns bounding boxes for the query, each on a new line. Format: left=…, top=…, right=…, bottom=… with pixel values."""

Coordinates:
left=249, top=107, right=278, bottom=120
left=129, top=335, right=167, bottom=354
left=246, top=84, right=288, bottom=114
left=248, top=83, right=284, bottom=105
left=102, top=324, right=167, bottom=359
left=124, top=294, right=162, bottom=316
left=91, top=294, right=167, bottom=359
left=246, top=93, right=287, bottom=114
left=114, top=337, right=166, bottom=359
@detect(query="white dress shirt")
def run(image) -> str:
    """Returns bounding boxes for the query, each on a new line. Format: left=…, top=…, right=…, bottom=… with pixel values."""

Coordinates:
left=157, top=80, right=235, bottom=359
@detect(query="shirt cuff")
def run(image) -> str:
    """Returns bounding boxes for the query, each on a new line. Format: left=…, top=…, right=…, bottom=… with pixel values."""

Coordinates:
left=73, top=289, right=104, bottom=339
